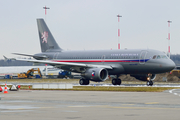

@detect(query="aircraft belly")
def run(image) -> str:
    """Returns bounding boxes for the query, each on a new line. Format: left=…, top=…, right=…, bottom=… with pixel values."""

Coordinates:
left=121, top=62, right=140, bottom=74
left=107, top=62, right=125, bottom=75
left=122, top=62, right=153, bottom=74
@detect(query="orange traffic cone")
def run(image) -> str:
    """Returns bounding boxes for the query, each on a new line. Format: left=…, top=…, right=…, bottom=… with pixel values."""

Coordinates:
left=4, top=83, right=8, bottom=94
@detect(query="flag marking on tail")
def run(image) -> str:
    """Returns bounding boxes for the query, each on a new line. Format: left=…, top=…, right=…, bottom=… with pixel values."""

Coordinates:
left=41, top=31, right=48, bottom=43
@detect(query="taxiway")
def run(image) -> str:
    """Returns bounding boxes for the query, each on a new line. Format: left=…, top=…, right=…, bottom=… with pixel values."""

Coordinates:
left=0, top=90, right=180, bottom=120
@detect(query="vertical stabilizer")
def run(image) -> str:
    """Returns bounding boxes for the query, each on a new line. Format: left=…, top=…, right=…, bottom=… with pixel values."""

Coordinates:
left=37, top=19, right=62, bottom=52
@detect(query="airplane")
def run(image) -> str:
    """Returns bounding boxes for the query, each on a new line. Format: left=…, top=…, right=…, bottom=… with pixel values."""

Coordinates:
left=13, top=18, right=176, bottom=86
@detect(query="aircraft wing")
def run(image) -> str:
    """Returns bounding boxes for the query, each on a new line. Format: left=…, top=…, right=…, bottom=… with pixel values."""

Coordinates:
left=12, top=53, right=48, bottom=59
left=16, top=59, right=113, bottom=69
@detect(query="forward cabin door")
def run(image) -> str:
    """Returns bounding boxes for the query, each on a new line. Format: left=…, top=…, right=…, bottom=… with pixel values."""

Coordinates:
left=139, top=51, right=147, bottom=64
left=101, top=55, right=106, bottom=64
left=53, top=53, right=59, bottom=60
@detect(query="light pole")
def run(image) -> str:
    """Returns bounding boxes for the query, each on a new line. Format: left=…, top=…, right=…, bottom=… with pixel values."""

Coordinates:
left=117, top=14, right=122, bottom=49
left=43, top=6, right=50, bottom=21
left=167, top=20, right=172, bottom=58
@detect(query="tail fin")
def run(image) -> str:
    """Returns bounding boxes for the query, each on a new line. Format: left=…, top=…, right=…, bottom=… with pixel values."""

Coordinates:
left=37, top=19, right=62, bottom=52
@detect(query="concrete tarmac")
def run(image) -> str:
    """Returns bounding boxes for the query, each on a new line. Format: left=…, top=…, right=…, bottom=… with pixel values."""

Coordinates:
left=1, top=90, right=180, bottom=120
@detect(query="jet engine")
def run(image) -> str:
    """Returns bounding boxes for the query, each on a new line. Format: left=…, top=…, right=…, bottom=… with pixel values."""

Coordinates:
left=81, top=68, right=108, bottom=82
left=130, top=74, right=156, bottom=81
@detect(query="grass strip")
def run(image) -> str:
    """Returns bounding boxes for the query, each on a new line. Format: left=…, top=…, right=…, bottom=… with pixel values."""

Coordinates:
left=17, top=86, right=180, bottom=92
left=72, top=86, right=180, bottom=92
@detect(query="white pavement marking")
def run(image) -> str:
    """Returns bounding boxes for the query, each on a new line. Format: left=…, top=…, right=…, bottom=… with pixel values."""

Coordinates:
left=169, top=89, right=180, bottom=97
left=169, top=89, right=175, bottom=93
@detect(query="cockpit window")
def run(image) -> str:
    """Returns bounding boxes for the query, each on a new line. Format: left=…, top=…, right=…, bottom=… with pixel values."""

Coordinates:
left=157, top=55, right=161, bottom=59
left=153, top=55, right=168, bottom=59
left=161, top=55, right=168, bottom=59
left=153, top=55, right=156, bottom=59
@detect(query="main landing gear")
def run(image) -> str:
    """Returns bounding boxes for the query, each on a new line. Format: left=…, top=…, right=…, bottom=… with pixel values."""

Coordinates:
left=112, top=78, right=121, bottom=85
left=79, top=78, right=89, bottom=85
left=147, top=80, right=153, bottom=86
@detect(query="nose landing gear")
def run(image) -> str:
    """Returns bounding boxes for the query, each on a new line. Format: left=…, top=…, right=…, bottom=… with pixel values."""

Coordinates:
left=147, top=80, right=153, bottom=86
left=146, top=74, right=154, bottom=86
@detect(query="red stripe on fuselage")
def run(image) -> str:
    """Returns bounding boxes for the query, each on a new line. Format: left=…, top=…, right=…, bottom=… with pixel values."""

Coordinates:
left=52, top=60, right=139, bottom=63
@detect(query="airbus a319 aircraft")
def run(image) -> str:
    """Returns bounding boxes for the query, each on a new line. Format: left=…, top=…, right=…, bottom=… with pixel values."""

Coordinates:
left=14, top=19, right=175, bottom=86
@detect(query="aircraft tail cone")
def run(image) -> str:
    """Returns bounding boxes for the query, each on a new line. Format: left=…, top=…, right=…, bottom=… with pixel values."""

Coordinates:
left=4, top=84, right=8, bottom=94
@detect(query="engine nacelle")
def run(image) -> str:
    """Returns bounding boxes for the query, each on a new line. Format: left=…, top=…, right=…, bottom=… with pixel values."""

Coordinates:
left=130, top=74, right=156, bottom=81
left=81, top=68, right=108, bottom=82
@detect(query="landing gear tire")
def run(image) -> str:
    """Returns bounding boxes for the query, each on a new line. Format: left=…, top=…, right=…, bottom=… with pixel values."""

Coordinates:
left=85, top=80, right=89, bottom=85
left=79, top=79, right=84, bottom=85
left=149, top=81, right=153, bottom=86
left=147, top=80, right=153, bottom=86
left=112, top=78, right=121, bottom=85
left=117, top=78, right=122, bottom=85
left=112, top=79, right=116, bottom=85
left=79, top=79, right=89, bottom=85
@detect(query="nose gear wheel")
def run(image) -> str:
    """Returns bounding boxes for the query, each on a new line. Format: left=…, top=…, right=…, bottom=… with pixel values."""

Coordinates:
left=147, top=80, right=153, bottom=86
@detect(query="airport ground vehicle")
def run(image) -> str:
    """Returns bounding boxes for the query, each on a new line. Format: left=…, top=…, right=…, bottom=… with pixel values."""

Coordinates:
left=18, top=68, right=42, bottom=79
left=170, top=70, right=180, bottom=78
left=57, top=70, right=73, bottom=79
left=4, top=75, right=13, bottom=79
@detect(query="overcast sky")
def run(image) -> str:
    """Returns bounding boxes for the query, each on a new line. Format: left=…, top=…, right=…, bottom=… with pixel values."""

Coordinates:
left=0, top=0, right=180, bottom=59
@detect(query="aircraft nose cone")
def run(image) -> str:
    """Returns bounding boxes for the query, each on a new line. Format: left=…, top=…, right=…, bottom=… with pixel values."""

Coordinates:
left=165, top=60, right=176, bottom=71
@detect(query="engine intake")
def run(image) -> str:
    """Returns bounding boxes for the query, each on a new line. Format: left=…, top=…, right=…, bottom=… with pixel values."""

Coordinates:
left=81, top=68, right=108, bottom=82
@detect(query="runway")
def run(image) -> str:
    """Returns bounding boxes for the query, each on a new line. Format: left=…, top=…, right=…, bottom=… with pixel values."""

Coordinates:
left=1, top=90, right=180, bottom=120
